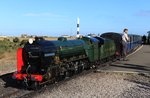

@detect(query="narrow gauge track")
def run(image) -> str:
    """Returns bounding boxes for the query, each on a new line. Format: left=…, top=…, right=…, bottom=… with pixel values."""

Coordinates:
left=0, top=60, right=113, bottom=98
left=18, top=62, right=112, bottom=98
left=0, top=72, right=33, bottom=98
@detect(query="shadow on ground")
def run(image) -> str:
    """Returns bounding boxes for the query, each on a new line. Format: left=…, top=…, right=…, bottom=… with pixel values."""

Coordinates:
left=111, top=63, right=150, bottom=72
left=0, top=72, right=23, bottom=89
left=125, top=78, right=150, bottom=90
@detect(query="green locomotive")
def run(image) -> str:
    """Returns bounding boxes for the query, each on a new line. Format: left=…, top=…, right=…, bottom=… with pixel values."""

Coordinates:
left=13, top=36, right=116, bottom=89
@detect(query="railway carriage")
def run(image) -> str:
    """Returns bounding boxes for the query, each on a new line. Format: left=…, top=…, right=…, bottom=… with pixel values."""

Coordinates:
left=100, top=32, right=142, bottom=58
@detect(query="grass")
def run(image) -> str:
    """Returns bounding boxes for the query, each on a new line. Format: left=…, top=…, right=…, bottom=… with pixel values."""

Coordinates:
left=0, top=39, right=20, bottom=61
left=0, top=39, right=19, bottom=75
left=0, top=40, right=19, bottom=51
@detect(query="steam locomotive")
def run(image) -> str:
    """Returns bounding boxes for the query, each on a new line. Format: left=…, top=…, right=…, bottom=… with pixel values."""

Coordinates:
left=12, top=33, right=141, bottom=89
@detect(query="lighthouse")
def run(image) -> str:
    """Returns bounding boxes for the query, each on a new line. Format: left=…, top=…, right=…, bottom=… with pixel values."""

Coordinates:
left=76, top=17, right=80, bottom=38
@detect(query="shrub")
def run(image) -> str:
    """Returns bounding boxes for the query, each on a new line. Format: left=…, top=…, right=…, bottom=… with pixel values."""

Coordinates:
left=3, top=38, right=10, bottom=42
left=13, top=37, right=20, bottom=43
left=20, top=39, right=28, bottom=46
left=0, top=40, right=20, bottom=53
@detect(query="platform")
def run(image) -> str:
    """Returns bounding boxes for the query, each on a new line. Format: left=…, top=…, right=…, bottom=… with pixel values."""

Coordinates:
left=97, top=45, right=150, bottom=74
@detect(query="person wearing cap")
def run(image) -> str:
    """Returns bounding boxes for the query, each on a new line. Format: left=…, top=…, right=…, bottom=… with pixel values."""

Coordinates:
left=122, top=28, right=130, bottom=61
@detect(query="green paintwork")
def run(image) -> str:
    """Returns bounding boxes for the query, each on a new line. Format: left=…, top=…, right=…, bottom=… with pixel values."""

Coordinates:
left=81, top=37, right=116, bottom=62
left=51, top=37, right=86, bottom=59
left=81, top=37, right=99, bottom=62
left=99, top=39, right=116, bottom=60
left=48, top=37, right=116, bottom=62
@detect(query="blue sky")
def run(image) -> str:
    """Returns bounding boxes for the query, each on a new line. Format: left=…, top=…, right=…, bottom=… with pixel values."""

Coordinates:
left=0, top=0, right=150, bottom=36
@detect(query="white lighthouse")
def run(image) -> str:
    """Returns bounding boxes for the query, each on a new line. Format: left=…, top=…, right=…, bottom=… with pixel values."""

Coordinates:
left=76, top=17, right=80, bottom=38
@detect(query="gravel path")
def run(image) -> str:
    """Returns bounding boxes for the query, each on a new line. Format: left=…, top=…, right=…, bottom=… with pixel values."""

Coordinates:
left=25, top=72, right=150, bottom=98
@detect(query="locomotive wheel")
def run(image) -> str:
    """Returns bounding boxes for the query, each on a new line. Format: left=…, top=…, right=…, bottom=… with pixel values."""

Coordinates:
left=77, top=66, right=83, bottom=73
left=22, top=80, right=29, bottom=90
left=77, top=67, right=81, bottom=73
left=58, top=72, right=66, bottom=81
left=30, top=81, right=40, bottom=90
left=22, top=80, right=40, bottom=90
left=66, top=70, right=74, bottom=77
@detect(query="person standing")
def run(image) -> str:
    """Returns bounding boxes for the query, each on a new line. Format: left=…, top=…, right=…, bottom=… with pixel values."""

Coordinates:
left=122, top=28, right=129, bottom=61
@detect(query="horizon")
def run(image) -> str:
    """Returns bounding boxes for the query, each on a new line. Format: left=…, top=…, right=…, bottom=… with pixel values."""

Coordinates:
left=0, top=0, right=150, bottom=36
left=0, top=32, right=146, bottom=37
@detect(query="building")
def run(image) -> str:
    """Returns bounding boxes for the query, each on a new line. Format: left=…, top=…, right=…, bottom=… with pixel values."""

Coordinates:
left=61, top=35, right=70, bottom=38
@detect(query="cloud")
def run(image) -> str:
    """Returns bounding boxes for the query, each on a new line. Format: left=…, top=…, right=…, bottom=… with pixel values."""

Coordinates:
left=23, top=12, right=63, bottom=18
left=136, top=10, right=150, bottom=17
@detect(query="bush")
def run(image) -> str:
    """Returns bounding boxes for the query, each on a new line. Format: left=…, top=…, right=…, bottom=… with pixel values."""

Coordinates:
left=0, top=40, right=20, bottom=53
left=20, top=39, right=28, bottom=46
left=3, top=38, right=10, bottom=42
left=13, top=37, right=20, bottom=43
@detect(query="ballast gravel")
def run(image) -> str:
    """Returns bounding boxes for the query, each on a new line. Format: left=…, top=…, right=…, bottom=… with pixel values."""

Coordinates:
left=30, top=72, right=150, bottom=98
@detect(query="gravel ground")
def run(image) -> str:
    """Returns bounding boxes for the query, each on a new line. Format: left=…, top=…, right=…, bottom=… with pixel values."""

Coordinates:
left=0, top=62, right=16, bottom=75
left=0, top=52, right=16, bottom=75
left=25, top=72, right=150, bottom=98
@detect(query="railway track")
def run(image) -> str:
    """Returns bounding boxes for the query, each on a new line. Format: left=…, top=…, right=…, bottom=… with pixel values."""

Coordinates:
left=0, top=60, right=113, bottom=98
left=19, top=68, right=99, bottom=98
left=0, top=72, right=33, bottom=98
left=20, top=60, right=116, bottom=98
